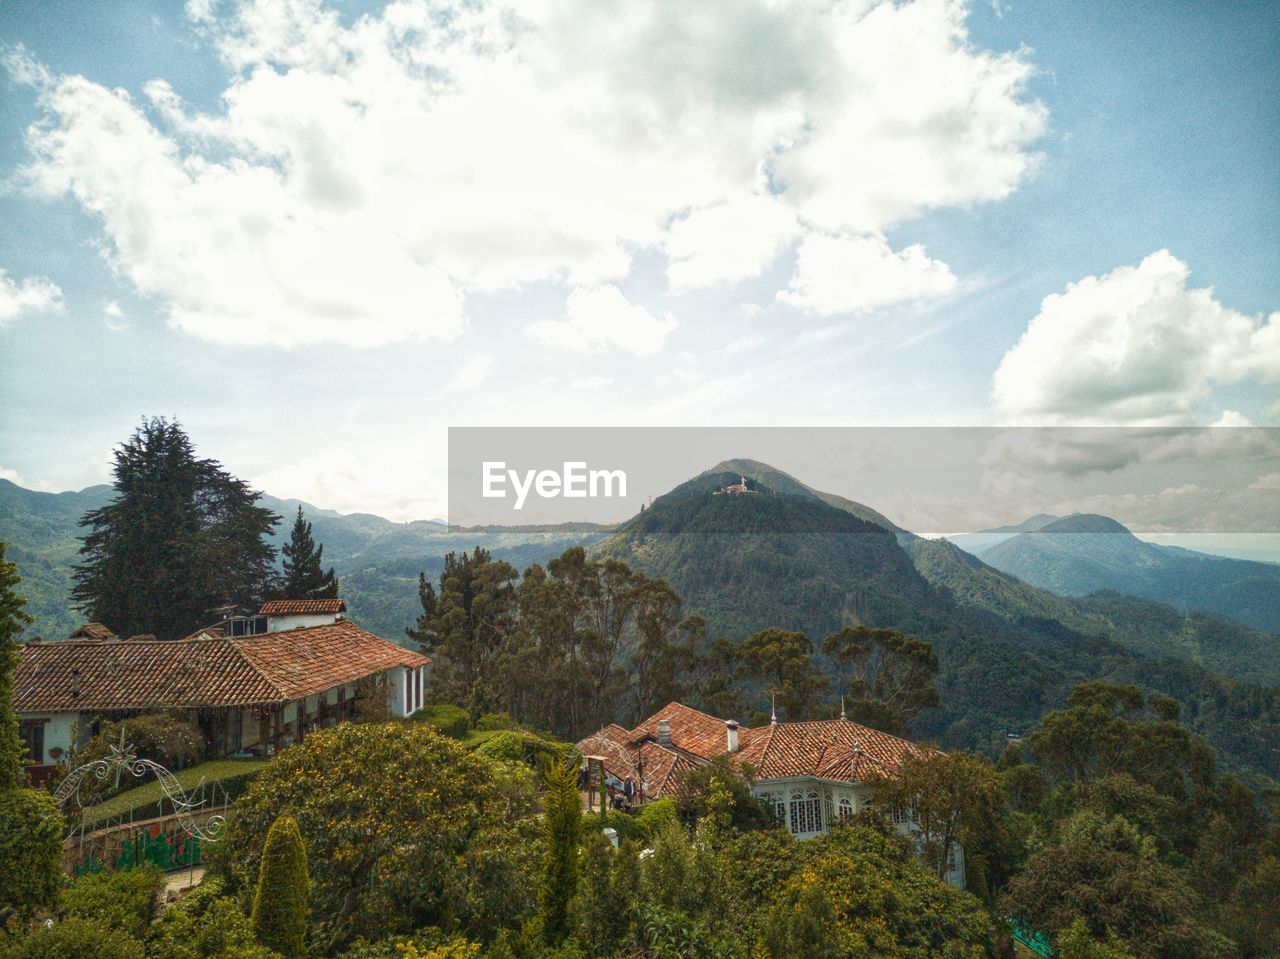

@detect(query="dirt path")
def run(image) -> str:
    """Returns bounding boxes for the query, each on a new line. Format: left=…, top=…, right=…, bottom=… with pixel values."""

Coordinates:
left=163, top=866, right=206, bottom=901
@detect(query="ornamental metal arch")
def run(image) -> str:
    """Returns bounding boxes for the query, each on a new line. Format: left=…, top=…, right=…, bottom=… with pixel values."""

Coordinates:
left=53, top=728, right=226, bottom=845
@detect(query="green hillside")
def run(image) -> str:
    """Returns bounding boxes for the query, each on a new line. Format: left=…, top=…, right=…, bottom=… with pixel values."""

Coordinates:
left=909, top=536, right=1280, bottom=687
left=971, top=513, right=1280, bottom=635
left=0, top=478, right=609, bottom=642
left=596, top=468, right=1280, bottom=780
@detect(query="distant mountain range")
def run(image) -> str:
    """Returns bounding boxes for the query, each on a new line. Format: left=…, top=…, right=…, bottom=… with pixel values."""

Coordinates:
left=3, top=463, right=1279, bottom=780
left=0, top=478, right=609, bottom=643
left=952, top=513, right=1280, bottom=635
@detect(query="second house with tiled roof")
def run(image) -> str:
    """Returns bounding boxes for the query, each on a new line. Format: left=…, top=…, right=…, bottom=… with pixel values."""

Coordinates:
left=577, top=701, right=965, bottom=888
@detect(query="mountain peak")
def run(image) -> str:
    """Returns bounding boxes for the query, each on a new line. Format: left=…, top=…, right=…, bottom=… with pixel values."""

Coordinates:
left=695, top=458, right=903, bottom=533
left=1038, top=513, right=1134, bottom=536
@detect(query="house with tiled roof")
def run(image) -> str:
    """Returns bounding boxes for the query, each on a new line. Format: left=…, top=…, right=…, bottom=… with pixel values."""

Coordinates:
left=15, top=603, right=428, bottom=775
left=576, top=701, right=965, bottom=888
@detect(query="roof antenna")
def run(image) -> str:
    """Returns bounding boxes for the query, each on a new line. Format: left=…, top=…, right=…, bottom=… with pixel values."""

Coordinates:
left=840, top=695, right=847, bottom=721
left=770, top=691, right=778, bottom=726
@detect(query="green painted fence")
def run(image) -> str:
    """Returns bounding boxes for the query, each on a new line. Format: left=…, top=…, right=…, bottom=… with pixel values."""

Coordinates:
left=70, top=821, right=205, bottom=877
left=1011, top=918, right=1055, bottom=958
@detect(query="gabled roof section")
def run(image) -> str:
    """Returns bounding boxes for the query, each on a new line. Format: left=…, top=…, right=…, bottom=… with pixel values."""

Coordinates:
left=232, top=620, right=425, bottom=701
left=629, top=702, right=735, bottom=758
left=259, top=599, right=347, bottom=616
left=734, top=719, right=931, bottom=782
left=15, top=621, right=427, bottom=712
left=68, top=623, right=116, bottom=641
left=577, top=723, right=706, bottom=800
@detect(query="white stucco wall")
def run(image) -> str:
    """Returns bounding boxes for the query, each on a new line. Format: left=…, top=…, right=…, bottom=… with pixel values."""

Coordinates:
left=17, top=712, right=83, bottom=765
left=752, top=776, right=966, bottom=889
left=266, top=613, right=341, bottom=632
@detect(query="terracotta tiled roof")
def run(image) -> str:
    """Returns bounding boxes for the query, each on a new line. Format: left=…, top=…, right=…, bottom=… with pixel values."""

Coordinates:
left=259, top=599, right=346, bottom=615
left=14, top=621, right=427, bottom=713
left=628, top=702, right=737, bottom=758
left=233, top=620, right=425, bottom=701
left=733, top=719, right=931, bottom=781
left=578, top=703, right=931, bottom=796
left=576, top=724, right=706, bottom=800
left=68, top=623, right=116, bottom=641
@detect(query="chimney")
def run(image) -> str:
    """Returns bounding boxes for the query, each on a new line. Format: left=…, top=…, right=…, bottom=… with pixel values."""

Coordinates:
left=657, top=718, right=671, bottom=745
left=725, top=720, right=739, bottom=754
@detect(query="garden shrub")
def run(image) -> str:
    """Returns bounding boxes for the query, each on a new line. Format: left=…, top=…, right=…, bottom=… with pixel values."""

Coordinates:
left=474, top=730, right=571, bottom=770
left=250, top=816, right=309, bottom=959
left=214, top=722, right=540, bottom=950
left=0, top=787, right=64, bottom=916
left=0, top=916, right=145, bottom=959
left=412, top=704, right=471, bottom=739
left=62, top=863, right=163, bottom=939
left=147, top=877, right=277, bottom=959
left=474, top=712, right=515, bottom=732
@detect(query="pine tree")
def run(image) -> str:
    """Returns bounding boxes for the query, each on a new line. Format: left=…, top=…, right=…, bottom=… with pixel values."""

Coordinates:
left=540, top=759, right=581, bottom=944
left=0, top=543, right=33, bottom=787
left=251, top=815, right=310, bottom=959
left=73, top=418, right=280, bottom=640
left=279, top=506, right=338, bottom=599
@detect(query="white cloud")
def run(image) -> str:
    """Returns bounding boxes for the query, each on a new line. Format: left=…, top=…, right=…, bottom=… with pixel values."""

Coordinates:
left=449, top=355, right=492, bottom=390
left=253, top=444, right=447, bottom=521
left=102, top=299, right=128, bottom=331
left=0, top=269, right=62, bottom=325
left=993, top=251, right=1280, bottom=425
left=529, top=286, right=676, bottom=357
left=10, top=0, right=1045, bottom=348
left=778, top=231, right=956, bottom=315
left=569, top=375, right=613, bottom=390
left=0, top=465, right=25, bottom=485
left=665, top=194, right=799, bottom=291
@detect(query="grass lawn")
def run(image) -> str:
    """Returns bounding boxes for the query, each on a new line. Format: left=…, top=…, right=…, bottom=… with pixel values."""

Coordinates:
left=80, top=758, right=268, bottom=827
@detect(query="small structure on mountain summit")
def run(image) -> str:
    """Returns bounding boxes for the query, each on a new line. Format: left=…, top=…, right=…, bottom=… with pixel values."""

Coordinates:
left=713, top=475, right=756, bottom=496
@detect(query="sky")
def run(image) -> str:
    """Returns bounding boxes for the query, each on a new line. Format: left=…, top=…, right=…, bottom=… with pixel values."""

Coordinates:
left=0, top=0, right=1277, bottom=523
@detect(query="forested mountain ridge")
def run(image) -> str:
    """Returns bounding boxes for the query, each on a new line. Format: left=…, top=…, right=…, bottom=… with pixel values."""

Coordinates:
left=597, top=469, right=1280, bottom=780
left=959, top=512, right=1280, bottom=635
left=4, top=465, right=1280, bottom=779
left=0, top=478, right=610, bottom=642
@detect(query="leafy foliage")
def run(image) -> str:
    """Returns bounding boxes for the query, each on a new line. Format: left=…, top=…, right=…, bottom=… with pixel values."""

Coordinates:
left=539, top=760, right=581, bottom=945
left=1003, top=811, right=1231, bottom=959
left=0, top=542, right=32, bottom=785
left=0, top=917, right=145, bottom=959
left=62, top=864, right=164, bottom=939
left=823, top=625, right=939, bottom=735
left=734, top=627, right=827, bottom=722
left=147, top=877, right=279, bottom=959
left=73, top=418, right=279, bottom=640
left=0, top=786, right=64, bottom=916
left=251, top=816, right=310, bottom=959
left=214, top=722, right=539, bottom=951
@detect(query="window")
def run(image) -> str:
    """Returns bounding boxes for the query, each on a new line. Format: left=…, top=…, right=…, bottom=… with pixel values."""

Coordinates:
left=18, top=721, right=45, bottom=764
left=759, top=790, right=786, bottom=826
left=838, top=796, right=854, bottom=820
left=788, top=788, right=822, bottom=835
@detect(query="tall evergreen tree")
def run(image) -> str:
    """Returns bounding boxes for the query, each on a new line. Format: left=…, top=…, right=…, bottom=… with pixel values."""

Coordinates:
left=539, top=759, right=581, bottom=945
left=73, top=417, right=280, bottom=640
left=279, top=506, right=338, bottom=599
left=0, top=543, right=33, bottom=787
left=251, top=815, right=310, bottom=959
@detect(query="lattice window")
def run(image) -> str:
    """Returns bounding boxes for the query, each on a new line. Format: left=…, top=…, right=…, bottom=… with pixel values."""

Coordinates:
left=789, top=788, right=823, bottom=835
left=838, top=796, right=854, bottom=820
